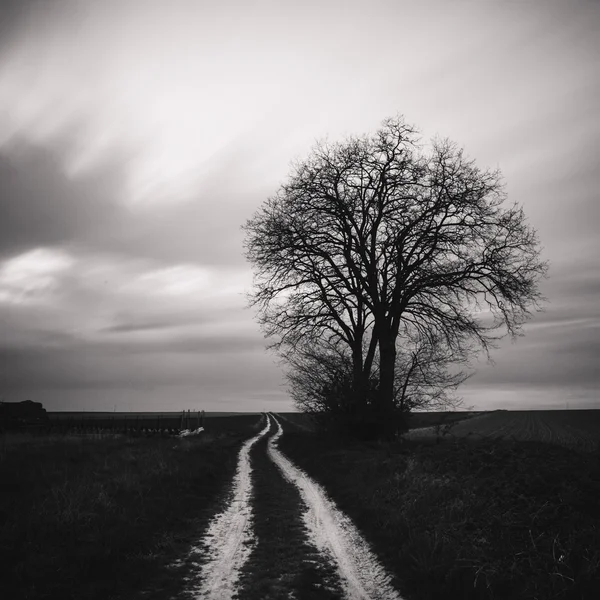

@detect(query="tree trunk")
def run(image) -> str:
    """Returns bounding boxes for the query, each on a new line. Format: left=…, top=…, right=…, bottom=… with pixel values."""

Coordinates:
left=351, top=344, right=365, bottom=414
left=377, top=332, right=397, bottom=438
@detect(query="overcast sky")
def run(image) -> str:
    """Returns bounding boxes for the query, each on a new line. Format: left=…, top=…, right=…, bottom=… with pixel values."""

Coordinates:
left=0, top=0, right=598, bottom=412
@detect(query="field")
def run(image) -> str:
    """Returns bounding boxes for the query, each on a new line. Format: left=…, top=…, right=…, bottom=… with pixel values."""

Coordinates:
left=278, top=416, right=600, bottom=600
left=0, top=413, right=264, bottom=600
left=281, top=409, right=600, bottom=452
left=405, top=409, right=600, bottom=452
left=279, top=410, right=483, bottom=431
left=407, top=410, right=482, bottom=429
left=3, top=408, right=599, bottom=599
left=40, top=411, right=261, bottom=435
left=279, top=409, right=600, bottom=453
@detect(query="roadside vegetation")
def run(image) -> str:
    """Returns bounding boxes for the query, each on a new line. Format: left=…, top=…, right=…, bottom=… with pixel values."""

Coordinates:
left=277, top=417, right=600, bottom=600
left=0, top=415, right=263, bottom=600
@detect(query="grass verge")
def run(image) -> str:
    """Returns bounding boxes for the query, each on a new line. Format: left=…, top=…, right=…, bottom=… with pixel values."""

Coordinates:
left=236, top=427, right=344, bottom=600
left=0, top=419, right=262, bottom=600
left=277, top=423, right=600, bottom=600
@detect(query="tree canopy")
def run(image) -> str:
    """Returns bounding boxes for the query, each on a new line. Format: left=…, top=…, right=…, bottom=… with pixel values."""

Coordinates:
left=244, top=115, right=547, bottom=437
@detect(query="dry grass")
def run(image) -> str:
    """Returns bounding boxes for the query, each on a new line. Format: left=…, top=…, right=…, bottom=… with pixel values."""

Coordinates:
left=278, top=426, right=600, bottom=600
left=0, top=417, right=262, bottom=600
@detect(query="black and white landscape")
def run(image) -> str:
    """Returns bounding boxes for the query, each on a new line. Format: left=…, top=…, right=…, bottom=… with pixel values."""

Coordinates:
left=1, top=1, right=598, bottom=599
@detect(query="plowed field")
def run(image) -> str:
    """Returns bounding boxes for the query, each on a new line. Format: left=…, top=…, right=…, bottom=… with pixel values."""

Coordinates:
left=405, top=409, right=600, bottom=451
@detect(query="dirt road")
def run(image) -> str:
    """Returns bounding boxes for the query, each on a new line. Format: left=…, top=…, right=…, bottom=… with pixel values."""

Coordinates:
left=185, top=416, right=270, bottom=599
left=267, top=415, right=401, bottom=600
left=181, top=413, right=403, bottom=600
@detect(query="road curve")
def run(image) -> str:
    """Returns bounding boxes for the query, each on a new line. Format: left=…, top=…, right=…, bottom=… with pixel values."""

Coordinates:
left=187, top=415, right=271, bottom=599
left=268, top=413, right=404, bottom=600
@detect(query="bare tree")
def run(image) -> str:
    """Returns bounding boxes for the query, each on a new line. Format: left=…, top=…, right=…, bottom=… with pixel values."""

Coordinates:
left=244, top=115, right=547, bottom=437
left=286, top=340, right=359, bottom=417
left=286, top=342, right=376, bottom=438
left=392, top=330, right=470, bottom=414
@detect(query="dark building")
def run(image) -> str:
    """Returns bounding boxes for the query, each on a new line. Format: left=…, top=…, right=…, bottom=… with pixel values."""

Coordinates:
left=0, top=400, right=49, bottom=430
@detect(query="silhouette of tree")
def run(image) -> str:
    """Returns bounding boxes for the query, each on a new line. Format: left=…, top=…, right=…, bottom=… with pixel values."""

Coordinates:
left=286, top=331, right=469, bottom=438
left=244, top=115, right=547, bottom=437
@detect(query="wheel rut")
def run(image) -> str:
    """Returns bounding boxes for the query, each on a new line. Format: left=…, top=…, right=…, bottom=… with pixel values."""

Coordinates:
left=181, top=417, right=270, bottom=599
left=178, top=413, right=403, bottom=600
left=267, top=414, right=403, bottom=600
left=236, top=415, right=344, bottom=599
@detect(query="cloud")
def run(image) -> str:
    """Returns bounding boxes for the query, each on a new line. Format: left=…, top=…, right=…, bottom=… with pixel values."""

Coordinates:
left=0, top=247, right=73, bottom=304
left=0, top=0, right=598, bottom=411
left=0, top=242, right=272, bottom=405
left=466, top=315, right=600, bottom=392
left=0, top=134, right=265, bottom=267
left=0, top=138, right=126, bottom=260
left=0, top=248, right=254, bottom=339
left=101, top=320, right=190, bottom=334
left=0, top=0, right=68, bottom=54
left=0, top=340, right=280, bottom=391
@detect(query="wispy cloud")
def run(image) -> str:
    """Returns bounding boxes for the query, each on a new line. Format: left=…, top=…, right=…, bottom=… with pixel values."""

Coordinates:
left=1, top=0, right=599, bottom=410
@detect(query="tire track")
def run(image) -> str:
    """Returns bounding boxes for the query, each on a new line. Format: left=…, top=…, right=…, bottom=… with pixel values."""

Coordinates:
left=267, top=414, right=404, bottom=600
left=236, top=414, right=344, bottom=599
left=183, top=416, right=271, bottom=599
